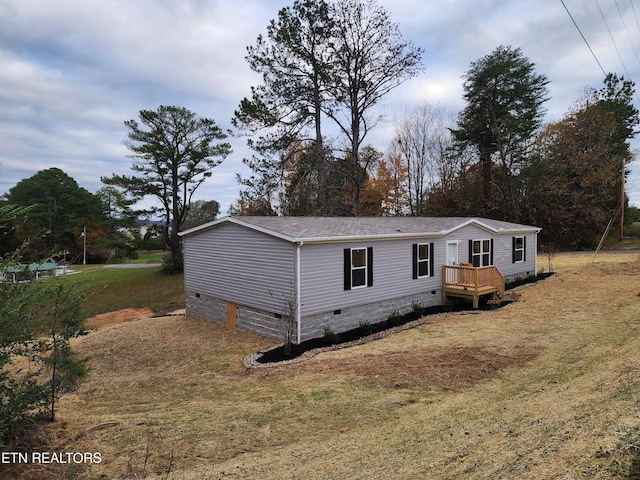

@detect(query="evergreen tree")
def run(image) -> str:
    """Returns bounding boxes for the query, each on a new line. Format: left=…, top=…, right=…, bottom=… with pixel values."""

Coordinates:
left=5, top=168, right=103, bottom=260
left=103, top=106, right=231, bottom=272
left=234, top=0, right=336, bottom=214
left=452, top=45, right=549, bottom=220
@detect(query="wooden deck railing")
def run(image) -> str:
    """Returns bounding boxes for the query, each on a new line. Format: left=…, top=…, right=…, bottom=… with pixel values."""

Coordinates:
left=491, top=266, right=505, bottom=299
left=442, top=264, right=505, bottom=305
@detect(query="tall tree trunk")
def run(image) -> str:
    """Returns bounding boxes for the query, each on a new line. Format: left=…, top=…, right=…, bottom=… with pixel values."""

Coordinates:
left=481, top=150, right=492, bottom=213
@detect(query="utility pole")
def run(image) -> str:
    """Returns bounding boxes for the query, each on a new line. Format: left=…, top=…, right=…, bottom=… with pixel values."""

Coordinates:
left=620, top=162, right=625, bottom=242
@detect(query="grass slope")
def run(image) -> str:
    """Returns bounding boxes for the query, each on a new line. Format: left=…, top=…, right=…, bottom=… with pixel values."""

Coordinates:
left=6, top=253, right=640, bottom=479
left=66, top=265, right=184, bottom=317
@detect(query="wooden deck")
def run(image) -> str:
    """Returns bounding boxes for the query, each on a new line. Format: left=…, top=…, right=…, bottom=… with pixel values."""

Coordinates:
left=442, top=264, right=505, bottom=308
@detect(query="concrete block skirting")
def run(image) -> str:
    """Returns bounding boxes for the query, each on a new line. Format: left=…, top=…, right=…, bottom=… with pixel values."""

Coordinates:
left=186, top=290, right=442, bottom=344
left=185, top=291, right=286, bottom=341
left=298, top=290, right=441, bottom=342
left=185, top=291, right=226, bottom=325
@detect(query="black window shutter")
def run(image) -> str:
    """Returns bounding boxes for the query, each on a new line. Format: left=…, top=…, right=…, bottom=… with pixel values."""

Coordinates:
left=412, top=244, right=418, bottom=279
left=490, top=239, right=494, bottom=265
left=523, top=237, right=527, bottom=262
left=367, top=247, right=373, bottom=287
left=512, top=237, right=516, bottom=263
left=343, top=248, right=351, bottom=290
left=430, top=242, right=435, bottom=277
left=468, top=240, right=473, bottom=264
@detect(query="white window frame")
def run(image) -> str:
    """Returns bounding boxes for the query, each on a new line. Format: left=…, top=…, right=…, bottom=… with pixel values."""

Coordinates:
left=350, top=248, right=368, bottom=289
left=471, top=239, right=491, bottom=267
left=514, top=236, right=525, bottom=263
left=417, top=243, right=431, bottom=278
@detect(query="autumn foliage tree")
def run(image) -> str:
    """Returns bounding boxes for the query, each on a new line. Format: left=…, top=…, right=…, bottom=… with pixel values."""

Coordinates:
left=373, top=154, right=409, bottom=216
left=525, top=99, right=625, bottom=249
left=521, top=74, right=638, bottom=249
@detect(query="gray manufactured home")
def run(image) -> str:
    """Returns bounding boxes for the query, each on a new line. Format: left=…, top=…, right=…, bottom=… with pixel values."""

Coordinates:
left=179, top=216, right=540, bottom=343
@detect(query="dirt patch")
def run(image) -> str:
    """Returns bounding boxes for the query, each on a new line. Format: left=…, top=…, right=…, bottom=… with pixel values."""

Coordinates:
left=84, top=308, right=154, bottom=329
left=292, top=344, right=540, bottom=391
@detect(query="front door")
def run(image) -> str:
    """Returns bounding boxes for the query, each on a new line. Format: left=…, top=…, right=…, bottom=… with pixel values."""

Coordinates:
left=446, top=241, right=459, bottom=266
left=225, top=302, right=237, bottom=331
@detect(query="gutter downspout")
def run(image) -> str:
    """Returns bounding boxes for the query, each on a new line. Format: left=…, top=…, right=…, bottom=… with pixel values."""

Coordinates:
left=296, top=241, right=303, bottom=345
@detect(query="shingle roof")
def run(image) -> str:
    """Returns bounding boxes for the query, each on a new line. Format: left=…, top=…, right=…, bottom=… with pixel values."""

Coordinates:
left=180, top=216, right=540, bottom=243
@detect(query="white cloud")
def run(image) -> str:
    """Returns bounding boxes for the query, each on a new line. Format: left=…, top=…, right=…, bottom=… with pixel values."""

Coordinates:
left=1, top=0, right=639, bottom=214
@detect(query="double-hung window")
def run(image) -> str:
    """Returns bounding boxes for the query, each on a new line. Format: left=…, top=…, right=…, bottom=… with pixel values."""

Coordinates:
left=470, top=239, right=492, bottom=267
left=351, top=248, right=367, bottom=288
left=412, top=243, right=434, bottom=278
left=513, top=236, right=526, bottom=263
left=344, top=247, right=373, bottom=290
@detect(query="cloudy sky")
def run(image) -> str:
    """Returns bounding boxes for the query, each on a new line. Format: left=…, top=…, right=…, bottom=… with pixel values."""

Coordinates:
left=1, top=0, right=639, bottom=214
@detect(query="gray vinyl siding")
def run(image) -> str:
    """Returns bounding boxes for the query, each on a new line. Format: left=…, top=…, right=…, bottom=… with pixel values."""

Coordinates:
left=183, top=223, right=295, bottom=314
left=299, top=238, right=443, bottom=317
left=299, top=224, right=537, bottom=317
left=494, top=233, right=538, bottom=280
left=445, top=224, right=537, bottom=279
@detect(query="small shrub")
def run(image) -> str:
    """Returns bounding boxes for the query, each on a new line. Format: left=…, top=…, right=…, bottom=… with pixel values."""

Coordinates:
left=323, top=327, right=339, bottom=345
left=387, top=310, right=402, bottom=327
left=358, top=321, right=373, bottom=336
left=412, top=302, right=425, bottom=316
left=162, top=251, right=183, bottom=274
left=627, top=222, right=640, bottom=238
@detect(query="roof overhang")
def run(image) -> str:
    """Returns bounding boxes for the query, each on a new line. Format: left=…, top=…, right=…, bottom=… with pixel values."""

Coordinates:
left=178, top=216, right=297, bottom=242
left=179, top=216, right=541, bottom=244
left=445, top=218, right=541, bottom=236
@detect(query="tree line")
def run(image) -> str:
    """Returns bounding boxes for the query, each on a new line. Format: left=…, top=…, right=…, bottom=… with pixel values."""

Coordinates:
left=231, top=0, right=638, bottom=250
left=3, top=0, right=640, bottom=269
left=0, top=167, right=221, bottom=267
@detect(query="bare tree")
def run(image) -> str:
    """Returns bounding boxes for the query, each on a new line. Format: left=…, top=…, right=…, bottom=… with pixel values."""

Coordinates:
left=392, top=103, right=455, bottom=215
left=324, top=0, right=424, bottom=216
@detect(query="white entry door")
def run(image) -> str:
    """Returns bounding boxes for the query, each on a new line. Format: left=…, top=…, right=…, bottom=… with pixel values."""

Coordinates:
left=446, top=241, right=459, bottom=266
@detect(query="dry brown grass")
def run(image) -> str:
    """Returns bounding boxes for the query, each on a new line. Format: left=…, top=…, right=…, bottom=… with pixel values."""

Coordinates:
left=4, top=252, right=640, bottom=479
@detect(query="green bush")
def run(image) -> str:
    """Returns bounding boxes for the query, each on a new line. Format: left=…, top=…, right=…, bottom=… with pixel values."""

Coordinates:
left=387, top=310, right=402, bottom=327
left=358, top=321, right=373, bottom=336
left=412, top=302, right=425, bottom=316
left=322, top=327, right=339, bottom=345
left=162, top=251, right=184, bottom=274
left=626, top=222, right=640, bottom=238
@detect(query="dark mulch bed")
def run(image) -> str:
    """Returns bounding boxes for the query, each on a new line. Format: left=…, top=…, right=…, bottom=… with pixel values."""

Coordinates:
left=256, top=272, right=553, bottom=364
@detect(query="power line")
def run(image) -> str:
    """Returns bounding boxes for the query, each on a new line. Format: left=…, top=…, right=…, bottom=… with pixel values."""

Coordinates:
left=559, top=0, right=607, bottom=76
left=596, top=0, right=632, bottom=79
left=615, top=0, right=640, bottom=70
left=630, top=0, right=640, bottom=36
left=596, top=0, right=640, bottom=105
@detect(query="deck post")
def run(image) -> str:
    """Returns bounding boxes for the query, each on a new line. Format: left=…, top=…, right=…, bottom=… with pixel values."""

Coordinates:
left=442, top=265, right=447, bottom=305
